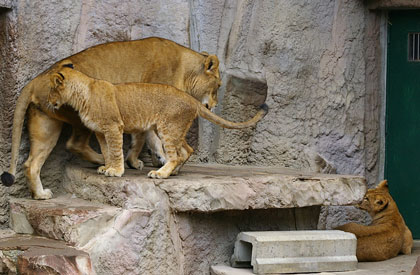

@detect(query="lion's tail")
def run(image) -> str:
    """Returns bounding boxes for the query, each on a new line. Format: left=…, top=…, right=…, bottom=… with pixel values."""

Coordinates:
left=1, top=82, right=33, bottom=187
left=197, top=103, right=268, bottom=129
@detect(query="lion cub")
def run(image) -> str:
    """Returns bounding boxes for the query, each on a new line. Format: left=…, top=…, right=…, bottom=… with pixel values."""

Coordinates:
left=48, top=66, right=268, bottom=179
left=336, top=180, right=413, bottom=261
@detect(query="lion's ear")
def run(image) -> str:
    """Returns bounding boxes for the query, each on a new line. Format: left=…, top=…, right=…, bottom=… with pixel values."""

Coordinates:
left=377, top=180, right=389, bottom=191
left=375, top=198, right=389, bottom=211
left=62, top=63, right=74, bottom=69
left=58, top=59, right=74, bottom=69
left=51, top=73, right=65, bottom=88
left=204, top=55, right=219, bottom=75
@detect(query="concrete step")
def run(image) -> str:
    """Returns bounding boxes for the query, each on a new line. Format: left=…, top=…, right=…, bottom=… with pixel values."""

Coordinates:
left=213, top=247, right=420, bottom=275
left=0, top=233, right=94, bottom=275
left=230, top=230, right=357, bottom=274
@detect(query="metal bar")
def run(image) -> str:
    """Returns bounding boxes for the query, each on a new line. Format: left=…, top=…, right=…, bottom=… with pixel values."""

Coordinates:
left=409, top=34, right=413, bottom=61
left=413, top=34, right=415, bottom=60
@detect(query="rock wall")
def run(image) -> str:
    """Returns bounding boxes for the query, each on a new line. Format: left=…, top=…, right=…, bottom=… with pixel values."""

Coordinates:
left=0, top=0, right=385, bottom=229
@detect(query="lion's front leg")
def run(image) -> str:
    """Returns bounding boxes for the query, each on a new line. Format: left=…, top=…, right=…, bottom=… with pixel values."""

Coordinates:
left=102, top=126, right=124, bottom=177
left=95, top=132, right=110, bottom=175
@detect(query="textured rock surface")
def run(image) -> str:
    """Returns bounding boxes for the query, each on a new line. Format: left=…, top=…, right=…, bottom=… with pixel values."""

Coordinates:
left=64, top=164, right=366, bottom=211
left=9, top=195, right=121, bottom=245
left=0, top=235, right=94, bottom=275
left=0, top=0, right=12, bottom=8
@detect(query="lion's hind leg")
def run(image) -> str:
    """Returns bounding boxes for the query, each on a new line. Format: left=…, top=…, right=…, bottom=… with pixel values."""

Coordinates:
left=24, top=106, right=63, bottom=199
left=401, top=225, right=413, bottom=255
left=66, top=126, right=104, bottom=165
left=171, top=140, right=193, bottom=176
left=147, top=127, right=183, bottom=179
left=126, top=132, right=145, bottom=170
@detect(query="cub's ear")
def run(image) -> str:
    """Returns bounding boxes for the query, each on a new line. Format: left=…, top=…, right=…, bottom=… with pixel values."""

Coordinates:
left=377, top=180, right=389, bottom=191
left=204, top=55, right=219, bottom=75
left=375, top=198, right=389, bottom=211
left=50, top=72, right=65, bottom=88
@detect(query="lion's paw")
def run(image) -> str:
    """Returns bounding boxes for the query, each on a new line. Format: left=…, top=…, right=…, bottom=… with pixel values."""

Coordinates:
left=97, top=166, right=107, bottom=174
left=147, top=170, right=169, bottom=179
left=127, top=159, right=144, bottom=170
left=33, top=189, right=53, bottom=200
left=104, top=167, right=124, bottom=177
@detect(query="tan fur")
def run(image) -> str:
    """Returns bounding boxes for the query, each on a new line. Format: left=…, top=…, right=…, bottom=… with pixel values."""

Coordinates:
left=336, top=180, right=413, bottom=261
left=2, top=37, right=221, bottom=199
left=48, top=67, right=267, bottom=179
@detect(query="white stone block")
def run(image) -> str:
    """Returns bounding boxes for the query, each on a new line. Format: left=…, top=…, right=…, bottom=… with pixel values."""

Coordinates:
left=231, top=230, right=357, bottom=274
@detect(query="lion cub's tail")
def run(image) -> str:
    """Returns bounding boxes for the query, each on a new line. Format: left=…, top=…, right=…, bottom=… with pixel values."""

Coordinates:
left=197, top=103, right=268, bottom=129
left=1, top=82, right=34, bottom=187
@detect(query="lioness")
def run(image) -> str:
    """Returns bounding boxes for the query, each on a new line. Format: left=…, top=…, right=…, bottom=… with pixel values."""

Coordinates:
left=336, top=180, right=413, bottom=261
left=1, top=37, right=221, bottom=199
left=47, top=67, right=267, bottom=179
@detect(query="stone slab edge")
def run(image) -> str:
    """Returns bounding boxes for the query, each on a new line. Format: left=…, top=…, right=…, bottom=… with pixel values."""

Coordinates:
left=64, top=164, right=367, bottom=212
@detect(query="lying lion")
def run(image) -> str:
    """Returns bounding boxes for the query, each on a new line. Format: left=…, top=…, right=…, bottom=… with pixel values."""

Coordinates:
left=1, top=37, right=221, bottom=199
left=336, top=180, right=413, bottom=261
left=47, top=66, right=268, bottom=179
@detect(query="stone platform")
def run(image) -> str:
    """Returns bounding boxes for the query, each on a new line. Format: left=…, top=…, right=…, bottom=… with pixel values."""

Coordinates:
left=63, top=163, right=366, bottom=211
left=8, top=163, right=366, bottom=275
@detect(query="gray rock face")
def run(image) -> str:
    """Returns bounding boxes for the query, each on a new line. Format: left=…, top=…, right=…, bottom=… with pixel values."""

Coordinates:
left=0, top=0, right=395, bottom=231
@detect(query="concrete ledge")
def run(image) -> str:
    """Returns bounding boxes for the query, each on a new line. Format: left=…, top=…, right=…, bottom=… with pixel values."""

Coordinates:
left=231, top=231, right=357, bottom=274
left=214, top=247, right=420, bottom=275
left=63, top=163, right=366, bottom=212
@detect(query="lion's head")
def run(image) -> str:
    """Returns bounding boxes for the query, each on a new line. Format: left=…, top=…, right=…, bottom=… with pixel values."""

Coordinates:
left=358, top=180, right=396, bottom=216
left=48, top=62, right=87, bottom=110
left=187, top=53, right=222, bottom=110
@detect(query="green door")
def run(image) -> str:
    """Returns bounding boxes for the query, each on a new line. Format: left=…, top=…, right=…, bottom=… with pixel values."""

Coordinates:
left=386, top=10, right=420, bottom=239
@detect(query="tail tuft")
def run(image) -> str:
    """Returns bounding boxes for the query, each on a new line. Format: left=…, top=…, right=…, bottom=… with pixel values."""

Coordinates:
left=1, top=172, right=15, bottom=187
left=260, top=103, right=269, bottom=113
